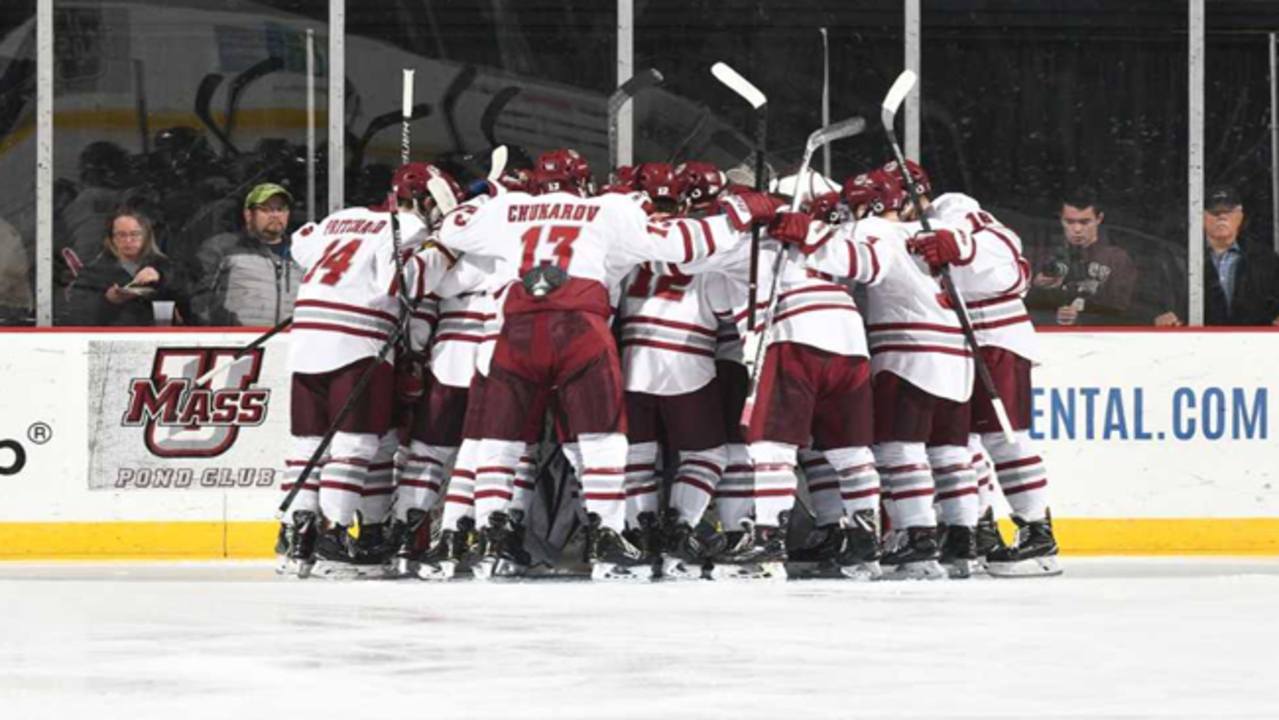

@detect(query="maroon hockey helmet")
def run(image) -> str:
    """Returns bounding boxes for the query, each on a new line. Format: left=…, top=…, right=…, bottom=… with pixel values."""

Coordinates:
left=636, top=163, right=684, bottom=204
left=530, top=148, right=593, bottom=196
left=599, top=165, right=638, bottom=194
left=676, top=161, right=727, bottom=209
left=843, top=169, right=906, bottom=217
left=881, top=158, right=932, bottom=198
left=803, top=191, right=846, bottom=225
left=393, top=162, right=461, bottom=206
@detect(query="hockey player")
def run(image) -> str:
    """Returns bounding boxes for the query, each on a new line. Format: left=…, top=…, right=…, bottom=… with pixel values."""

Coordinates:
left=434, top=149, right=776, bottom=580
left=616, top=162, right=733, bottom=579
left=895, top=160, right=1061, bottom=577
left=278, top=162, right=456, bottom=578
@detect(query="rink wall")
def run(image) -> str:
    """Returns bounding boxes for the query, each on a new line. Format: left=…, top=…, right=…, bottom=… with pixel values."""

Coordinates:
left=0, top=327, right=1276, bottom=558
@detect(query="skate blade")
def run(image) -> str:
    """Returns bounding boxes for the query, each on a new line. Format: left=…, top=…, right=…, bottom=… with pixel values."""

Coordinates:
left=470, top=558, right=496, bottom=581
left=311, top=560, right=365, bottom=580
left=591, top=562, right=655, bottom=582
left=660, top=556, right=705, bottom=581
left=708, top=561, right=787, bottom=581
left=941, top=558, right=977, bottom=580
left=278, top=558, right=315, bottom=579
left=837, top=561, right=882, bottom=581
left=987, top=554, right=1062, bottom=578
left=492, top=558, right=529, bottom=579
left=879, top=559, right=947, bottom=581
left=413, top=560, right=457, bottom=581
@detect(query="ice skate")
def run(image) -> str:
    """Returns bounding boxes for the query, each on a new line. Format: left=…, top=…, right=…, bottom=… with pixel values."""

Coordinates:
left=784, top=523, right=842, bottom=579
left=975, top=507, right=1007, bottom=571
left=659, top=510, right=716, bottom=581
left=588, top=513, right=653, bottom=582
left=273, top=522, right=289, bottom=575
left=312, top=521, right=362, bottom=579
left=879, top=525, right=946, bottom=580
left=472, top=511, right=530, bottom=581
left=348, top=520, right=395, bottom=579
left=625, top=511, right=663, bottom=577
left=836, top=510, right=882, bottom=581
left=280, top=511, right=319, bottom=579
left=986, top=512, right=1062, bottom=578
left=414, top=517, right=477, bottom=581
left=708, top=514, right=788, bottom=581
left=938, top=524, right=978, bottom=580
left=389, top=509, right=432, bottom=578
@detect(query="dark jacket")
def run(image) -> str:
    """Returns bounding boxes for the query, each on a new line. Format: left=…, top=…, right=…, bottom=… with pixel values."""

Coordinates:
left=1203, top=239, right=1279, bottom=325
left=66, top=252, right=192, bottom=326
left=1025, top=232, right=1140, bottom=325
left=190, top=231, right=300, bottom=326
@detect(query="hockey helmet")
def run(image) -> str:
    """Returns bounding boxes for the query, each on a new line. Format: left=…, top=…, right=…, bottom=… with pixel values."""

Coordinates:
left=530, top=148, right=593, bottom=196
left=804, top=191, right=846, bottom=225
left=636, top=162, right=685, bottom=209
left=676, top=161, right=727, bottom=209
left=843, top=169, right=906, bottom=217
left=599, top=164, right=639, bottom=194
left=881, top=158, right=932, bottom=198
left=392, top=162, right=461, bottom=212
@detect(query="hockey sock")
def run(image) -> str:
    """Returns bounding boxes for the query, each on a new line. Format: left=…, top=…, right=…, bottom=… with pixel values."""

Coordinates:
left=577, top=432, right=629, bottom=531
left=969, top=434, right=997, bottom=516
left=873, top=441, right=936, bottom=529
left=670, top=444, right=726, bottom=526
left=283, top=435, right=324, bottom=520
left=562, top=441, right=584, bottom=477
left=982, top=430, right=1050, bottom=522
left=510, top=444, right=537, bottom=514
left=320, top=432, right=380, bottom=527
left=360, top=431, right=398, bottom=524
left=394, top=442, right=455, bottom=521
left=440, top=439, right=478, bottom=531
left=799, top=449, right=844, bottom=526
left=747, top=440, right=798, bottom=527
left=824, top=445, right=880, bottom=517
left=928, top=444, right=978, bottom=527
left=715, top=443, right=754, bottom=531
left=474, top=439, right=524, bottom=528
left=624, top=441, right=661, bottom=527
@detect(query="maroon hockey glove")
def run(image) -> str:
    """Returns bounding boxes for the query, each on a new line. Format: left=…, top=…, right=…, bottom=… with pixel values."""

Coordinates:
left=718, top=190, right=785, bottom=231
left=395, top=360, right=426, bottom=403
left=908, top=228, right=964, bottom=269
left=769, top=211, right=815, bottom=252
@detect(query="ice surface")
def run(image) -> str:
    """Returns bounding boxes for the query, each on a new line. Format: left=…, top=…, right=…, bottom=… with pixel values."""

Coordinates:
left=0, top=558, right=1277, bottom=719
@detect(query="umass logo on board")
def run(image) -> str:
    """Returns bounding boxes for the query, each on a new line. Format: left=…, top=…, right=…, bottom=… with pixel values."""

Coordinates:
left=121, top=347, right=270, bottom=458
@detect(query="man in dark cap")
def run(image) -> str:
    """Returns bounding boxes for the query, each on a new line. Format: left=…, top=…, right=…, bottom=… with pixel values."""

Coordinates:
left=1154, top=185, right=1279, bottom=326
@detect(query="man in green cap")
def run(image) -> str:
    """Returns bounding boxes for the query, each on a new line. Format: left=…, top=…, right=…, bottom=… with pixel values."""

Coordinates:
left=191, top=182, right=303, bottom=326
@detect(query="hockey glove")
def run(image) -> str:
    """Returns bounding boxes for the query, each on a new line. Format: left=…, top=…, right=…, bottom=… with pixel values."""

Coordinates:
left=395, top=359, right=427, bottom=403
left=907, top=228, right=970, bottom=269
left=718, top=191, right=785, bottom=232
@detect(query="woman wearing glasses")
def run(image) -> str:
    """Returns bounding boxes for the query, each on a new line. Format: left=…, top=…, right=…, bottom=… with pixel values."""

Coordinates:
left=67, top=207, right=192, bottom=326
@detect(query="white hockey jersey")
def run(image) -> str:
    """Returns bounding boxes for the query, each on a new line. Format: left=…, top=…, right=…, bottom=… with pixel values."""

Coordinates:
left=924, top=193, right=1039, bottom=363
left=427, top=254, right=511, bottom=388
left=800, top=215, right=974, bottom=403
left=436, top=191, right=745, bottom=318
left=619, top=265, right=725, bottom=395
left=289, top=207, right=445, bottom=374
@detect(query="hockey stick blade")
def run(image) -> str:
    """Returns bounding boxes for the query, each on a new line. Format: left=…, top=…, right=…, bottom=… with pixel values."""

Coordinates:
left=481, top=86, right=521, bottom=147
left=608, top=68, right=664, bottom=115
left=488, top=145, right=508, bottom=182
left=710, top=62, right=766, bottom=109
left=194, top=73, right=237, bottom=155
left=881, top=69, right=917, bottom=131
left=807, top=116, right=866, bottom=154
left=226, top=56, right=285, bottom=142
left=428, top=176, right=458, bottom=215
left=442, top=65, right=479, bottom=153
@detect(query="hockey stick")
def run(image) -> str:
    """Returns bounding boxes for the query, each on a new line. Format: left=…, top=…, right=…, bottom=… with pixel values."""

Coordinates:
left=427, top=176, right=458, bottom=215
left=741, top=116, right=867, bottom=421
left=607, top=68, right=664, bottom=169
left=193, top=315, right=293, bottom=387
left=194, top=73, right=237, bottom=155
left=224, top=56, right=285, bottom=146
left=711, top=61, right=767, bottom=329
left=880, top=70, right=1016, bottom=443
left=350, top=104, right=432, bottom=172
left=819, top=28, right=832, bottom=180
left=442, top=65, right=479, bottom=153
left=666, top=108, right=711, bottom=164
left=488, top=145, right=508, bottom=183
left=480, top=86, right=521, bottom=147
left=401, top=68, right=415, bottom=166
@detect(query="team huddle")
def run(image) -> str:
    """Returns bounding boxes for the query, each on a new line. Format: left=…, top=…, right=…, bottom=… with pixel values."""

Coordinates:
left=273, top=146, right=1062, bottom=583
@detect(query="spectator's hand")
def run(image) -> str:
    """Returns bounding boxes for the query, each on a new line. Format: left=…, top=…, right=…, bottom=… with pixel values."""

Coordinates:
left=1153, top=311, right=1183, bottom=327
left=1033, top=272, right=1063, bottom=289
left=1056, top=303, right=1079, bottom=325
left=132, top=266, right=160, bottom=286
left=105, top=284, right=134, bottom=305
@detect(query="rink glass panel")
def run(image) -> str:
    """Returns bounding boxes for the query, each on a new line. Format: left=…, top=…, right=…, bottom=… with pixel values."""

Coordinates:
left=922, top=1, right=1190, bottom=327
left=343, top=0, right=615, bottom=203
left=634, top=0, right=903, bottom=180
left=48, top=0, right=328, bottom=327
left=0, top=0, right=36, bottom=326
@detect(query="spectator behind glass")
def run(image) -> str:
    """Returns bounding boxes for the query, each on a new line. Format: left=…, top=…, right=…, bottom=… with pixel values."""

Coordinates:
left=190, top=182, right=301, bottom=326
left=0, top=215, right=33, bottom=323
left=1025, top=185, right=1139, bottom=325
left=1154, top=185, right=1279, bottom=326
left=67, top=208, right=192, bottom=326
